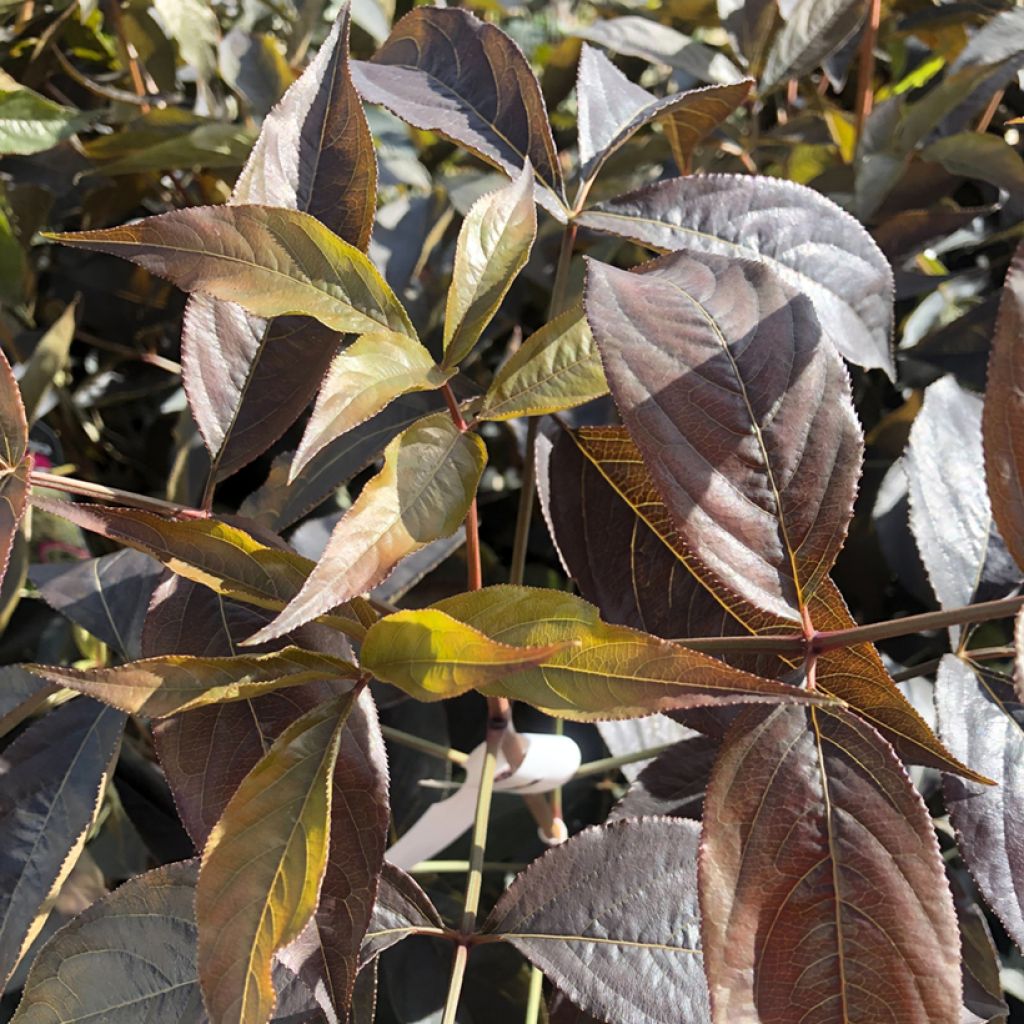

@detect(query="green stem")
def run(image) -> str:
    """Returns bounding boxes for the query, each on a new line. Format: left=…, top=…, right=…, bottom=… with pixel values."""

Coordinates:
left=441, top=945, right=469, bottom=1024
left=29, top=469, right=205, bottom=519
left=890, top=645, right=1015, bottom=683
left=409, top=860, right=528, bottom=874
left=525, top=967, right=545, bottom=1024
left=573, top=742, right=675, bottom=778
left=379, top=725, right=469, bottom=767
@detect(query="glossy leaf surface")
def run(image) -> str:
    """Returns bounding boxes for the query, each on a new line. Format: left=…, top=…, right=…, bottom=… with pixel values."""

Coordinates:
left=48, top=204, right=413, bottom=339
left=485, top=819, right=708, bottom=1024
left=249, top=412, right=486, bottom=644
left=577, top=174, right=895, bottom=376
left=586, top=250, right=863, bottom=620
left=700, top=704, right=960, bottom=1024
left=198, top=692, right=354, bottom=1024
left=984, top=239, right=1024, bottom=572
left=0, top=348, right=29, bottom=590
left=480, top=308, right=607, bottom=421
left=936, top=655, right=1024, bottom=950
left=430, top=585, right=826, bottom=720
left=360, top=863, right=443, bottom=967
left=28, top=646, right=359, bottom=717
left=352, top=8, right=566, bottom=216
left=443, top=163, right=537, bottom=367
left=292, top=331, right=453, bottom=481
left=0, top=699, right=126, bottom=988
left=184, top=7, right=377, bottom=480
left=761, top=0, right=864, bottom=88
left=0, top=88, right=91, bottom=156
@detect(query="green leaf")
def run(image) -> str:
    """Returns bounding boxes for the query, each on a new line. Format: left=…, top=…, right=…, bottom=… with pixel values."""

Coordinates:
left=443, top=163, right=537, bottom=368
left=922, top=132, right=1024, bottom=199
left=45, top=204, right=414, bottom=340
left=247, top=412, right=486, bottom=644
left=417, top=585, right=828, bottom=720
left=0, top=699, right=126, bottom=988
left=0, top=88, right=92, bottom=156
left=198, top=692, right=354, bottom=1024
left=480, top=307, right=607, bottom=421
left=292, top=331, right=453, bottom=482
left=18, top=300, right=76, bottom=424
left=361, top=608, right=573, bottom=699
left=26, top=646, right=360, bottom=718
left=28, top=499, right=369, bottom=640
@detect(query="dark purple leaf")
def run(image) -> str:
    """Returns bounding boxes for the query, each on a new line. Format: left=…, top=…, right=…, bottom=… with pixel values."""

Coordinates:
left=761, top=0, right=865, bottom=89
left=360, top=862, right=444, bottom=967
left=0, top=348, right=30, bottom=592
left=608, top=733, right=718, bottom=820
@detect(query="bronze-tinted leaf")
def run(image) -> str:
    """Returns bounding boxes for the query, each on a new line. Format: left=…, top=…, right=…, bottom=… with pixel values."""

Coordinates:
left=0, top=348, right=29, bottom=591
left=183, top=7, right=378, bottom=481
left=936, top=655, right=1024, bottom=950
left=27, top=646, right=360, bottom=717
left=47, top=204, right=413, bottom=339
left=351, top=7, right=566, bottom=217
left=248, top=412, right=486, bottom=644
left=586, top=250, right=863, bottom=620
left=576, top=44, right=751, bottom=186
left=198, top=692, right=354, bottom=1024
left=0, top=699, right=126, bottom=989
left=577, top=174, right=895, bottom=376
left=484, top=819, right=708, bottom=1024
left=700, top=704, right=960, bottom=1024
left=29, top=499, right=366, bottom=639
left=983, top=239, right=1024, bottom=572
left=360, top=863, right=444, bottom=967
left=905, top=376, right=1018, bottom=620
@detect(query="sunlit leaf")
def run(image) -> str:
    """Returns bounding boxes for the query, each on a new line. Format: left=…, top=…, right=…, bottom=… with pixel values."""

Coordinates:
left=984, top=239, right=1024, bottom=572
left=351, top=7, right=566, bottom=217
left=361, top=607, right=573, bottom=699
left=701, top=704, right=960, bottom=1024
left=586, top=249, right=863, bottom=620
left=29, top=499, right=367, bottom=640
left=443, top=163, right=537, bottom=368
left=577, top=173, right=895, bottom=376
left=0, top=699, right=126, bottom=989
left=480, top=308, right=607, bottom=421
left=18, top=300, right=76, bottom=424
left=247, top=412, right=486, bottom=644
left=46, top=204, right=413, bottom=340
left=576, top=45, right=751, bottom=185
left=0, top=347, right=30, bottom=590
left=184, top=6, right=378, bottom=481
left=0, top=88, right=92, bottom=156
left=427, top=585, right=828, bottom=720
left=717, top=0, right=778, bottom=77
left=761, top=0, right=864, bottom=89
left=484, top=819, right=708, bottom=1024
left=936, top=655, right=1024, bottom=951
left=360, top=863, right=444, bottom=968
left=292, top=331, right=453, bottom=481
left=27, top=646, right=360, bottom=717
left=198, top=692, right=354, bottom=1024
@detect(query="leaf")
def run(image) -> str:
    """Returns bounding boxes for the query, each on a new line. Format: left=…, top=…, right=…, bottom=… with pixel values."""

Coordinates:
left=0, top=88, right=92, bottom=156
left=576, top=173, right=896, bottom=376
left=360, top=863, right=444, bottom=967
left=351, top=7, right=566, bottom=217
left=585, top=249, right=863, bottom=620
left=183, top=6, right=378, bottom=481
left=18, top=300, right=76, bottom=424
left=936, top=655, right=1024, bottom=951
left=428, top=585, right=828, bottom=720
left=198, top=692, right=354, bottom=1024
left=480, top=308, right=607, bottom=421
left=247, top=412, right=486, bottom=644
left=576, top=45, right=751, bottom=185
left=241, top=391, right=445, bottom=531
left=761, top=0, right=864, bottom=89
left=483, top=819, right=709, bottom=1024
left=557, top=425, right=985, bottom=780
left=145, top=576, right=346, bottom=847
left=905, top=376, right=1018, bottom=622
left=717, top=0, right=778, bottom=77
left=0, top=347, right=31, bottom=590
left=984, top=239, right=1024, bottom=572
left=11, top=862, right=201, bottom=1023
left=443, top=163, right=537, bottom=368
left=0, top=699, right=126, bottom=988
left=291, top=332, right=454, bottom=481
left=0, top=665, right=54, bottom=738
left=361, top=608, right=574, bottom=699
left=922, top=132, right=1024, bottom=198
left=28, top=499, right=368, bottom=639
left=27, top=646, right=360, bottom=718
left=700, top=704, right=960, bottom=1024
left=576, top=17, right=744, bottom=87
left=46, top=204, right=413, bottom=340
left=29, top=549, right=163, bottom=659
